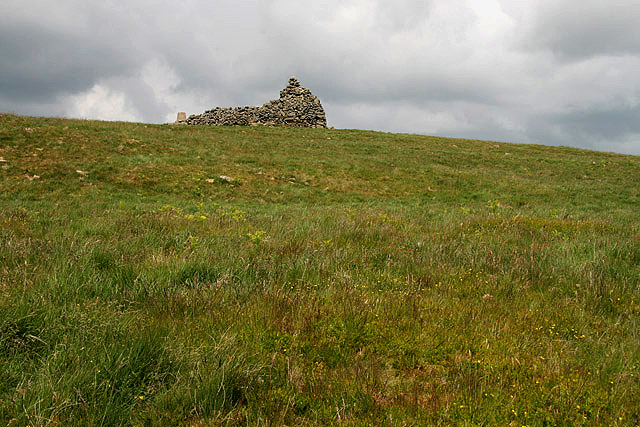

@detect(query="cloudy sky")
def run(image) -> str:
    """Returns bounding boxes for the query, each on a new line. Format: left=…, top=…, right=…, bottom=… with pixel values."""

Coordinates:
left=2, top=0, right=640, bottom=154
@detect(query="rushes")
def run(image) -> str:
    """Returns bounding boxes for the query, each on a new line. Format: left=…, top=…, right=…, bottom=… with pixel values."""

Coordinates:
left=3, top=202, right=638, bottom=425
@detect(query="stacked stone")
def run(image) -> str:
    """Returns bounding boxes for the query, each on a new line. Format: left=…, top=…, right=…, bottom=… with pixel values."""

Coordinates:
left=185, top=77, right=327, bottom=128
left=260, top=76, right=327, bottom=128
left=186, top=106, right=260, bottom=126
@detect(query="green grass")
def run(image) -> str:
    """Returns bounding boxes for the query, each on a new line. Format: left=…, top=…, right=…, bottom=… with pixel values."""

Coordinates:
left=1, top=113, right=639, bottom=425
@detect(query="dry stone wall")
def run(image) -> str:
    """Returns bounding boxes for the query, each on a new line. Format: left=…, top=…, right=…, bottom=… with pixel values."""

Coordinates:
left=185, top=77, right=327, bottom=128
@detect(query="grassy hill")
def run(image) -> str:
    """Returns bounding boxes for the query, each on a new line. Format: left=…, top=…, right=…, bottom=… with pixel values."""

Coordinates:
left=1, top=113, right=639, bottom=425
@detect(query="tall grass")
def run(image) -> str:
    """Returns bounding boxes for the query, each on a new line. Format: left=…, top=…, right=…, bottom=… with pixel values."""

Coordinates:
left=1, top=113, right=639, bottom=425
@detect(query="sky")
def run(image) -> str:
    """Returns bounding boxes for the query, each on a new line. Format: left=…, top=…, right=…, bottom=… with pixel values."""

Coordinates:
left=1, top=0, right=640, bottom=155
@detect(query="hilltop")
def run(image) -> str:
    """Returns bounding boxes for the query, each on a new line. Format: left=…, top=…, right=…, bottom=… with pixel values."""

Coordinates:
left=1, top=113, right=639, bottom=425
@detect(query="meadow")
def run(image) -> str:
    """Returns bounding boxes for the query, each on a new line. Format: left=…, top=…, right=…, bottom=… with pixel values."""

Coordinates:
left=1, top=113, right=639, bottom=425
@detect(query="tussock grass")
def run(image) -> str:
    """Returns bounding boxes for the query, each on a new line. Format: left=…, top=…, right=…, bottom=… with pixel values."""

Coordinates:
left=1, top=113, right=639, bottom=425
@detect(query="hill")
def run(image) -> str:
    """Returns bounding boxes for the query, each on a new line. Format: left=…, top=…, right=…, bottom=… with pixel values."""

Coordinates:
left=1, top=113, right=639, bottom=425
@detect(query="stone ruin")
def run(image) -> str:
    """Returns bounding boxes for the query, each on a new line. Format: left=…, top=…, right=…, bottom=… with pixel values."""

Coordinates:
left=181, top=76, right=327, bottom=128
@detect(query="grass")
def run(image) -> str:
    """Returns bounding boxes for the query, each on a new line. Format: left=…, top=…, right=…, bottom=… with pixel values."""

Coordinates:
left=1, top=113, right=639, bottom=425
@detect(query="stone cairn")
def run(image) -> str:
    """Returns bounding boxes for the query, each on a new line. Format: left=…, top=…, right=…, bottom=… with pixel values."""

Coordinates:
left=183, top=77, right=327, bottom=128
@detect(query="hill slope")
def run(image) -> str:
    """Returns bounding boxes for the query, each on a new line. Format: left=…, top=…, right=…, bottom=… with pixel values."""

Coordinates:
left=1, top=114, right=639, bottom=425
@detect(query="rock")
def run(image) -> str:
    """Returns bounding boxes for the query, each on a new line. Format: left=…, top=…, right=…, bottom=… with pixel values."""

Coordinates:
left=186, top=76, right=327, bottom=128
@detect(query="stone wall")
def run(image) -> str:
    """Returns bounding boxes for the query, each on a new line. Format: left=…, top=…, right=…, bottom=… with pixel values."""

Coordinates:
left=185, top=77, right=327, bottom=128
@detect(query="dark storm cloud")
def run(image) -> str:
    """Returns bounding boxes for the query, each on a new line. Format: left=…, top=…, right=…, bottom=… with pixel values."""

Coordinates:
left=1, top=0, right=639, bottom=154
left=519, top=0, right=640, bottom=60
left=0, top=23, right=142, bottom=101
left=523, top=104, right=640, bottom=154
left=0, top=2, right=151, bottom=101
left=558, top=105, right=640, bottom=139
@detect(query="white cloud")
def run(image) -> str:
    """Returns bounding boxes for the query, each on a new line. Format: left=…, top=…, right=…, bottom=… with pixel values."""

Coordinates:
left=139, top=59, right=208, bottom=123
left=65, top=84, right=142, bottom=122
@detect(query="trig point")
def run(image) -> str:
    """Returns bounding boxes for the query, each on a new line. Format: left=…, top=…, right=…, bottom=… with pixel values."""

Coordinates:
left=175, top=112, right=187, bottom=123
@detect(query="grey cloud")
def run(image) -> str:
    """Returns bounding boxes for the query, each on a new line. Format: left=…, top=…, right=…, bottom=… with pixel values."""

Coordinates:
left=102, top=76, right=171, bottom=124
left=558, top=105, right=640, bottom=139
left=524, top=104, right=640, bottom=154
left=0, top=22, right=141, bottom=101
left=1, top=0, right=639, bottom=155
left=519, top=0, right=640, bottom=60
